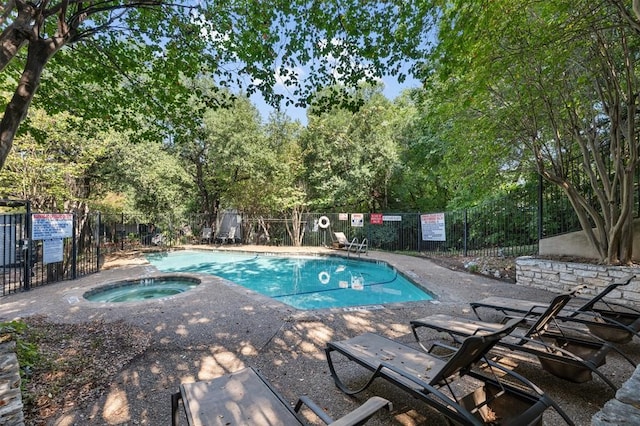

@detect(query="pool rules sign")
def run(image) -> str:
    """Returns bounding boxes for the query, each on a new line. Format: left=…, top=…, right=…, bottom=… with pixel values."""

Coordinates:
left=421, top=213, right=446, bottom=241
left=32, top=213, right=73, bottom=264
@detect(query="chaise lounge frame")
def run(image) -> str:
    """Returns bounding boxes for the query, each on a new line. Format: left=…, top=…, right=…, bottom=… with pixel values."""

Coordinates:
left=325, top=318, right=574, bottom=425
left=411, top=292, right=637, bottom=392
left=470, top=275, right=640, bottom=343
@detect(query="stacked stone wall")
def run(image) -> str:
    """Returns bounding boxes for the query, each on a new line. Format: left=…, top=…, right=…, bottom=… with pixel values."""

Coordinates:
left=515, top=256, right=640, bottom=305
left=592, top=365, right=640, bottom=425
left=0, top=340, right=23, bottom=425
left=516, top=257, right=640, bottom=425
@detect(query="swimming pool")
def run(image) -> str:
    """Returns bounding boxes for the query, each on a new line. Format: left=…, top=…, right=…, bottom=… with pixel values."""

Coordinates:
left=145, top=250, right=433, bottom=310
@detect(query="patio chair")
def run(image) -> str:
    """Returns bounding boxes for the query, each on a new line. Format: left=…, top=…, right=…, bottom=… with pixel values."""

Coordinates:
left=200, top=227, right=212, bottom=244
left=171, top=366, right=392, bottom=426
left=411, top=292, right=638, bottom=392
left=332, top=231, right=349, bottom=249
left=470, top=275, right=640, bottom=343
left=215, top=226, right=237, bottom=244
left=325, top=318, right=574, bottom=425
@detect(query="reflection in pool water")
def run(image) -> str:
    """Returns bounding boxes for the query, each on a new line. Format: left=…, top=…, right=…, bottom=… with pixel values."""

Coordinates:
left=146, top=251, right=433, bottom=310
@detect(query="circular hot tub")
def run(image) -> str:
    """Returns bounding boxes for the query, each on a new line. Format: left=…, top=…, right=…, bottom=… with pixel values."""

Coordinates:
left=84, top=276, right=200, bottom=303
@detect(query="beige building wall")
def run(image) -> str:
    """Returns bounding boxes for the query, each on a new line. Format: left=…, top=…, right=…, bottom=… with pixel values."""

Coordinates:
left=539, top=219, right=640, bottom=261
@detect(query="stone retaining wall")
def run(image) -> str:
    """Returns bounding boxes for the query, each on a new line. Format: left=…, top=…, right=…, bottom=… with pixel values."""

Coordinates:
left=516, top=256, right=640, bottom=425
left=0, top=340, right=23, bottom=426
left=592, top=365, right=640, bottom=425
left=515, top=256, right=640, bottom=305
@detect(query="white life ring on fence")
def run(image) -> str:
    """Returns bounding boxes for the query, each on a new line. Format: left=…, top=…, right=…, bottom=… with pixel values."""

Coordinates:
left=318, top=216, right=330, bottom=229
left=318, top=271, right=331, bottom=285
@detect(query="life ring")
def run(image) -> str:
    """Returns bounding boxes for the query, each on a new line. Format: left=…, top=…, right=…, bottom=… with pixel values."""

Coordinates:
left=318, top=271, right=330, bottom=285
left=318, top=216, right=330, bottom=229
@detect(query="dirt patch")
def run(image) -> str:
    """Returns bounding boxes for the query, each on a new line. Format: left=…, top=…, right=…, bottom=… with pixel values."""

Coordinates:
left=19, top=316, right=151, bottom=425
left=101, top=247, right=166, bottom=269
left=424, top=254, right=517, bottom=283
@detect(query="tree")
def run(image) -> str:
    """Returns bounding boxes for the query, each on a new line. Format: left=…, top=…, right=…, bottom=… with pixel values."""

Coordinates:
left=114, top=140, right=191, bottom=231
left=0, top=1, right=435, bottom=170
left=424, top=0, right=640, bottom=264
left=302, top=86, right=401, bottom=212
left=385, top=90, right=451, bottom=212
left=174, top=94, right=265, bottom=230
left=260, top=112, right=307, bottom=246
left=0, top=108, right=109, bottom=211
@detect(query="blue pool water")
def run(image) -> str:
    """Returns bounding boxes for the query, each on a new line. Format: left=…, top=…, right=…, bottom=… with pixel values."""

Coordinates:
left=145, top=250, right=433, bottom=310
left=84, top=276, right=200, bottom=303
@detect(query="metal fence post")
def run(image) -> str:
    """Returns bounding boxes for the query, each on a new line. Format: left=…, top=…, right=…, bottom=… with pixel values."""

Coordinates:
left=96, top=212, right=101, bottom=271
left=121, top=212, right=125, bottom=251
left=72, top=213, right=77, bottom=280
left=463, top=209, right=468, bottom=257
left=24, top=201, right=31, bottom=291
left=538, top=174, right=543, bottom=245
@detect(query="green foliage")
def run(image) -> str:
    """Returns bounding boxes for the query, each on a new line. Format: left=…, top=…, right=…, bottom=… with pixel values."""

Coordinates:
left=0, top=109, right=110, bottom=210
left=302, top=86, right=402, bottom=211
left=114, top=140, right=192, bottom=230
left=368, top=225, right=402, bottom=249
left=420, top=0, right=640, bottom=263
left=386, top=90, right=450, bottom=211
left=0, top=0, right=441, bottom=170
left=0, top=321, right=41, bottom=382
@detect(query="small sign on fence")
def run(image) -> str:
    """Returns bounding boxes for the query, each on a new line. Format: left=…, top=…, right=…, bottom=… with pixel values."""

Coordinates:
left=421, top=213, right=446, bottom=241
left=43, top=239, right=64, bottom=264
left=370, top=213, right=383, bottom=225
left=351, top=213, right=364, bottom=227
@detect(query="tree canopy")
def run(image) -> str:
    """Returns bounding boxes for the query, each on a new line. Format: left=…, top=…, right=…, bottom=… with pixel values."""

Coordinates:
left=4, top=1, right=640, bottom=265
left=0, top=0, right=435, bottom=169
left=419, top=0, right=640, bottom=264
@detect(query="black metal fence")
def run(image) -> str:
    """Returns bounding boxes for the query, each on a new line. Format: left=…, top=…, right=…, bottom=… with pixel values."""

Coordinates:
left=1, top=203, right=102, bottom=296
left=91, top=176, right=597, bottom=260
left=3, top=171, right=635, bottom=297
left=237, top=209, right=538, bottom=257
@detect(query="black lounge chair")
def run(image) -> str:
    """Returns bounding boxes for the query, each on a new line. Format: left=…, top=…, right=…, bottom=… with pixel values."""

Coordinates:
left=411, top=292, right=637, bottom=392
left=171, top=366, right=392, bottom=426
left=326, top=318, right=574, bottom=425
left=470, top=275, right=640, bottom=343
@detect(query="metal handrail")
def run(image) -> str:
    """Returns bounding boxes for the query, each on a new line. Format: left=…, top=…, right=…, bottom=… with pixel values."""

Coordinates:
left=347, top=238, right=368, bottom=257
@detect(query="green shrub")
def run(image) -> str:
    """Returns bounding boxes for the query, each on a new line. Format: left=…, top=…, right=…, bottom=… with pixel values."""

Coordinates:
left=0, top=320, right=41, bottom=382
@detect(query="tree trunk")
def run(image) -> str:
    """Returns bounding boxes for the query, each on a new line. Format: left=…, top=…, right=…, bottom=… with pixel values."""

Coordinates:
left=285, top=205, right=306, bottom=247
left=0, top=38, right=60, bottom=168
left=0, top=1, right=38, bottom=71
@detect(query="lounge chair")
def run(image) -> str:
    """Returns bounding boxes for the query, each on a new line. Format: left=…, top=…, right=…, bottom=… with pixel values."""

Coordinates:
left=326, top=318, right=574, bottom=425
left=171, top=366, right=392, bottom=426
left=331, top=232, right=367, bottom=253
left=332, top=231, right=349, bottom=249
left=200, top=227, right=212, bottom=244
left=215, top=226, right=237, bottom=244
left=470, top=275, right=640, bottom=343
left=411, top=292, right=637, bottom=392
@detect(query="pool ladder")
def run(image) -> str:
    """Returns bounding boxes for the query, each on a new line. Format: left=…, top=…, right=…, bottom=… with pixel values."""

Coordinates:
left=347, top=238, right=368, bottom=257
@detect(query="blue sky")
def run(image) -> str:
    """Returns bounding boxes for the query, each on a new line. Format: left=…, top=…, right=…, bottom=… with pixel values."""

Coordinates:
left=251, top=74, right=421, bottom=125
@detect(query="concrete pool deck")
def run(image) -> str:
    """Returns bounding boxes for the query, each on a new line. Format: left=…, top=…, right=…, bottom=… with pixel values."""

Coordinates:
left=1, top=245, right=639, bottom=425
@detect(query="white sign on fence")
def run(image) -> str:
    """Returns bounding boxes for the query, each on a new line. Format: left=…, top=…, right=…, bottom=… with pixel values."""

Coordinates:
left=421, top=213, right=446, bottom=241
left=32, top=213, right=73, bottom=240
left=351, top=213, right=364, bottom=227
left=43, top=239, right=64, bottom=264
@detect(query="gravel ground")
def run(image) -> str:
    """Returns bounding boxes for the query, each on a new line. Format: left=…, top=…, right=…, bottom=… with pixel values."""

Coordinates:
left=1, top=246, right=638, bottom=426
